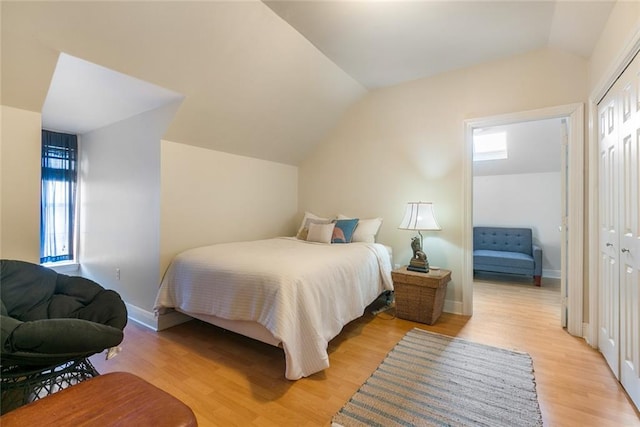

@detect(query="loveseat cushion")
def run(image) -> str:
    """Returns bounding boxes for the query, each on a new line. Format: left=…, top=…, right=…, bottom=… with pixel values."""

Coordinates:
left=473, top=249, right=534, bottom=271
left=473, top=227, right=533, bottom=256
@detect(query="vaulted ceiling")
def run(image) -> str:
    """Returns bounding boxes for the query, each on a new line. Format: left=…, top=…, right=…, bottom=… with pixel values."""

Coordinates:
left=265, top=1, right=614, bottom=89
left=1, top=1, right=614, bottom=165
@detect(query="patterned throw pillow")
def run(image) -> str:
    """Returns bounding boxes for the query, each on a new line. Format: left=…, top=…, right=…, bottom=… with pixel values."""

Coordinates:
left=331, top=218, right=359, bottom=244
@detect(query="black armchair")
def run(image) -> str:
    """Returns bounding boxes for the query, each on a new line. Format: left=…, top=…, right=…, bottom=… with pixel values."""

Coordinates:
left=0, top=259, right=128, bottom=413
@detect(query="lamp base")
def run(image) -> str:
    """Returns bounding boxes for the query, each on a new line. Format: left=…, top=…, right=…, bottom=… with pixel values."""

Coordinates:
left=408, top=259, right=429, bottom=273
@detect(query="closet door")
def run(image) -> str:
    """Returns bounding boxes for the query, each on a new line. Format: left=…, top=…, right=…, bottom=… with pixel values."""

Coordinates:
left=598, top=52, right=640, bottom=409
left=598, top=86, right=620, bottom=377
left=618, top=56, right=640, bottom=408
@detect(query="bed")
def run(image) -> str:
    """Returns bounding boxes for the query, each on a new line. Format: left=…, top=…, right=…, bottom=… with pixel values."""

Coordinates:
left=154, top=237, right=393, bottom=380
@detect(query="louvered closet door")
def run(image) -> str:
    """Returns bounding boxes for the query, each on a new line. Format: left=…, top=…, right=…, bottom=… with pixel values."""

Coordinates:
left=598, top=51, right=640, bottom=410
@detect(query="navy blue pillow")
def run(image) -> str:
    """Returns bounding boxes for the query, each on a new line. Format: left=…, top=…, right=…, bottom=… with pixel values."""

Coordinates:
left=332, top=218, right=359, bottom=243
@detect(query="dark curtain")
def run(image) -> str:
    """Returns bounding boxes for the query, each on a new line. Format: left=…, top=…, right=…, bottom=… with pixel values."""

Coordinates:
left=40, top=130, right=78, bottom=263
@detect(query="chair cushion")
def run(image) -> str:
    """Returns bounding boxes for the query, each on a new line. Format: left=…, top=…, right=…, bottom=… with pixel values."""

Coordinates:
left=1, top=260, right=127, bottom=329
left=0, top=259, right=127, bottom=367
left=51, top=275, right=128, bottom=330
left=1, top=261, right=58, bottom=321
left=3, top=318, right=124, bottom=365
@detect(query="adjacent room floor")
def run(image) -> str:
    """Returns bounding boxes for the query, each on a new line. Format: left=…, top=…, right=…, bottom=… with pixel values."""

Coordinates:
left=90, top=277, right=640, bottom=426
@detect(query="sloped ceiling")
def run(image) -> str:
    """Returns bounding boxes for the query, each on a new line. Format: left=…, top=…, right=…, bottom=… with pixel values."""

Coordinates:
left=1, top=1, right=613, bottom=165
left=473, top=118, right=563, bottom=177
left=42, top=53, right=185, bottom=135
left=1, top=1, right=365, bottom=165
left=265, top=0, right=614, bottom=89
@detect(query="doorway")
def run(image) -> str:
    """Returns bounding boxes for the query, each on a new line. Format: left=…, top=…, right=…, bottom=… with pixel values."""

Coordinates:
left=471, top=118, right=565, bottom=323
left=462, top=104, right=584, bottom=337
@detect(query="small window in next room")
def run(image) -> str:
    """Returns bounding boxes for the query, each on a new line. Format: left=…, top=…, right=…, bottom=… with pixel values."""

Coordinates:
left=473, top=130, right=508, bottom=162
left=40, top=130, right=78, bottom=264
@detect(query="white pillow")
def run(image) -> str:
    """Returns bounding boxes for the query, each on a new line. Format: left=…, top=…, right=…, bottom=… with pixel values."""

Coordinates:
left=296, top=211, right=331, bottom=239
left=307, top=222, right=335, bottom=244
left=338, top=214, right=383, bottom=243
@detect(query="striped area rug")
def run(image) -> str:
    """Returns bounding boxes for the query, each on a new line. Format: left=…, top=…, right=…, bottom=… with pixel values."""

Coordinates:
left=332, top=329, right=543, bottom=427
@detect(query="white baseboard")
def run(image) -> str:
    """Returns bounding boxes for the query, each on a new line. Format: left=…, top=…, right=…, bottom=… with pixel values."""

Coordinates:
left=125, top=303, right=193, bottom=331
left=125, top=303, right=158, bottom=331
left=444, top=299, right=463, bottom=315
left=583, top=322, right=596, bottom=347
left=543, top=269, right=561, bottom=279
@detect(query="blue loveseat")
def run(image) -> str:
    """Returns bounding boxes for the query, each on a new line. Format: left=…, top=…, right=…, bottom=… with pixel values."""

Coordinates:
left=473, top=227, right=542, bottom=286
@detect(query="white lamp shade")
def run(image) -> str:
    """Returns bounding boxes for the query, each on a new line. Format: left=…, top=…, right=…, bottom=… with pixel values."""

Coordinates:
left=398, top=202, right=441, bottom=231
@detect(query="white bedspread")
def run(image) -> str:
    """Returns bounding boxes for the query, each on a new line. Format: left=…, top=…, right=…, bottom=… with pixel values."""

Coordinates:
left=154, top=237, right=393, bottom=380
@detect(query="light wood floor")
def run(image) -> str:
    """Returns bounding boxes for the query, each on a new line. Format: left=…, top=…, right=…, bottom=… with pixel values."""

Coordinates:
left=90, top=276, right=640, bottom=426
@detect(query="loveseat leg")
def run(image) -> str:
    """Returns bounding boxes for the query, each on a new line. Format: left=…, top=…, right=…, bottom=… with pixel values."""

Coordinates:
left=534, top=275, right=541, bottom=286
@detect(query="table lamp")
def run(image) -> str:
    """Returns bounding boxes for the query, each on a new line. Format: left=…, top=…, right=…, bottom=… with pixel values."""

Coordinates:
left=398, top=201, right=441, bottom=273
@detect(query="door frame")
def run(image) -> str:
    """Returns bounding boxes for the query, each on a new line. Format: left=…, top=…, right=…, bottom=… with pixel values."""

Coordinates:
left=463, top=104, right=584, bottom=337
left=587, top=30, right=640, bottom=347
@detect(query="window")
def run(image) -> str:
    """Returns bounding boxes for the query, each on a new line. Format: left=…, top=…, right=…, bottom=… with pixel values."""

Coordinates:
left=473, top=131, right=508, bottom=161
left=40, top=130, right=78, bottom=264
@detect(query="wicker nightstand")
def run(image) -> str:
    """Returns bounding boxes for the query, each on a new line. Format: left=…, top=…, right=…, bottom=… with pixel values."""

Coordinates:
left=391, top=266, right=451, bottom=325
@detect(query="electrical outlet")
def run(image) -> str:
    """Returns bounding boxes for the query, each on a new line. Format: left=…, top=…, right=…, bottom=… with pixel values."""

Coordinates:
left=116, top=268, right=121, bottom=280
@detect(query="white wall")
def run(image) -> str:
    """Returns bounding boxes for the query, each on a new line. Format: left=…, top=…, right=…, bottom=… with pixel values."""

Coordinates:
left=299, top=48, right=587, bottom=311
left=160, top=141, right=298, bottom=275
left=588, top=1, right=640, bottom=93
left=0, top=106, right=41, bottom=262
left=79, top=103, right=179, bottom=315
left=473, top=172, right=562, bottom=277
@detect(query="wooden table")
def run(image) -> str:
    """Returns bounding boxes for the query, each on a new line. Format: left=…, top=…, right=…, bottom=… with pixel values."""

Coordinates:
left=391, top=266, right=452, bottom=325
left=0, top=372, right=197, bottom=426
